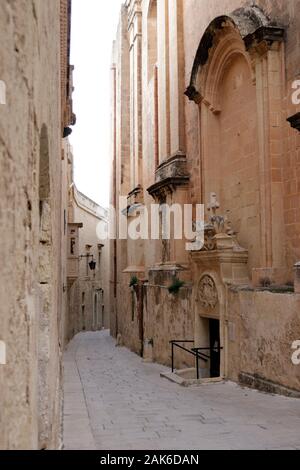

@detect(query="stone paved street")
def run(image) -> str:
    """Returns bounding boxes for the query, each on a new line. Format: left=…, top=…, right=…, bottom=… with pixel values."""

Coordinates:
left=63, top=331, right=300, bottom=450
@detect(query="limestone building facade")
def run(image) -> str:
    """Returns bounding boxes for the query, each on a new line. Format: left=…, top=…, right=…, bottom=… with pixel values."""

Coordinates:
left=110, top=0, right=300, bottom=395
left=0, top=0, right=85, bottom=450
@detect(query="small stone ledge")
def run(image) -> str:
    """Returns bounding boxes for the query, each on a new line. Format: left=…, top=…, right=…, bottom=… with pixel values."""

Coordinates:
left=147, top=176, right=190, bottom=201
left=239, top=373, right=300, bottom=399
left=123, top=266, right=146, bottom=274
left=230, top=284, right=294, bottom=294
left=126, top=185, right=144, bottom=215
left=147, top=154, right=190, bottom=201
left=148, top=263, right=190, bottom=286
left=155, top=153, right=188, bottom=182
left=244, top=25, right=285, bottom=50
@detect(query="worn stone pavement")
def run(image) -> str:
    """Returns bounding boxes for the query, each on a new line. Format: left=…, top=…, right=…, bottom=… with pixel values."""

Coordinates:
left=63, top=331, right=300, bottom=450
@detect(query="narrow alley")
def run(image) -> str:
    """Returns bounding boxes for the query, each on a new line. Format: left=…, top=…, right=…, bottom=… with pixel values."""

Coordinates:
left=1, top=0, right=300, bottom=453
left=63, top=331, right=300, bottom=451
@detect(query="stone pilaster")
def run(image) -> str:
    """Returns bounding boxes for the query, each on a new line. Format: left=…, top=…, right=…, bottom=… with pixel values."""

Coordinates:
left=157, top=0, right=170, bottom=163
left=128, top=0, right=143, bottom=190
left=247, top=27, right=286, bottom=276
left=168, top=0, right=185, bottom=157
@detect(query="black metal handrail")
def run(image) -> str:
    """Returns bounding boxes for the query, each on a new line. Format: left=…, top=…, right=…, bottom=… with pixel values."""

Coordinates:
left=170, top=341, right=223, bottom=380
left=170, top=340, right=209, bottom=380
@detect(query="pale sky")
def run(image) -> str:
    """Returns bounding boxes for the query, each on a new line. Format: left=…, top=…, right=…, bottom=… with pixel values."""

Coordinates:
left=70, top=0, right=123, bottom=207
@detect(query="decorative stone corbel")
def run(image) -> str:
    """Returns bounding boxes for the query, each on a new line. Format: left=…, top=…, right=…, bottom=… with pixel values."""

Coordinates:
left=147, top=154, right=190, bottom=203
left=244, top=25, right=285, bottom=52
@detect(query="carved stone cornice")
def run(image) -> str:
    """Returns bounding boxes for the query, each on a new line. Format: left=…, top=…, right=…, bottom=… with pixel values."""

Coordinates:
left=191, top=250, right=249, bottom=286
left=156, top=153, right=188, bottom=181
left=148, top=263, right=189, bottom=287
left=184, top=86, right=203, bottom=104
left=126, top=185, right=144, bottom=215
left=147, top=154, right=190, bottom=202
left=127, top=0, right=142, bottom=32
left=287, top=112, right=300, bottom=132
left=244, top=25, right=285, bottom=50
left=147, top=176, right=190, bottom=202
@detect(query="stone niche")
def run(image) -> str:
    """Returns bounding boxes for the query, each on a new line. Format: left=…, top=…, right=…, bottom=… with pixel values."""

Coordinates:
left=148, top=262, right=190, bottom=287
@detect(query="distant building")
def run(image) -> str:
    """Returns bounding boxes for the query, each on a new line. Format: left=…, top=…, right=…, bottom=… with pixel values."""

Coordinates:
left=66, top=184, right=109, bottom=342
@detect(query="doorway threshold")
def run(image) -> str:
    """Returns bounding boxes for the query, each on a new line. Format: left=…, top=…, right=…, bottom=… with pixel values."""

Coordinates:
left=160, top=368, right=224, bottom=387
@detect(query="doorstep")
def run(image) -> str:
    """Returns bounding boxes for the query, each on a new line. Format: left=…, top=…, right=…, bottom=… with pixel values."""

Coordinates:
left=160, top=368, right=224, bottom=387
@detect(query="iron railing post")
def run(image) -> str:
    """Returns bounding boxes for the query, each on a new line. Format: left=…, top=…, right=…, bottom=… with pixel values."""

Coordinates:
left=170, top=341, right=213, bottom=376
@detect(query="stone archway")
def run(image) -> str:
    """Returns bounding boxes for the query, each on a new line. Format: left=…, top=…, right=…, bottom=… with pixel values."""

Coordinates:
left=186, top=7, right=286, bottom=279
left=189, top=18, right=260, bottom=272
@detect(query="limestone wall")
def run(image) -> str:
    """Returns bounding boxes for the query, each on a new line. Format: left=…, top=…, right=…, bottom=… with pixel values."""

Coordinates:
left=0, top=0, right=66, bottom=450
left=227, top=289, right=300, bottom=392
left=144, top=285, right=194, bottom=368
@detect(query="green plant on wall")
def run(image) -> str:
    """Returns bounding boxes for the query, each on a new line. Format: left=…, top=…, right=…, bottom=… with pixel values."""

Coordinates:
left=168, top=278, right=185, bottom=295
left=129, top=275, right=138, bottom=288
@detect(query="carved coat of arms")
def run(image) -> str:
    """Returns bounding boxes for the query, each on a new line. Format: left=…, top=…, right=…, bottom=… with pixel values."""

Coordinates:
left=198, top=275, right=218, bottom=310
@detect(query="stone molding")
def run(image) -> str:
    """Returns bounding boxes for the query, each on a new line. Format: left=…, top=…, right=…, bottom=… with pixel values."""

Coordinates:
left=126, top=185, right=144, bottom=215
left=244, top=25, right=285, bottom=50
left=147, top=154, right=190, bottom=201
left=148, top=263, right=189, bottom=287
left=185, top=6, right=285, bottom=104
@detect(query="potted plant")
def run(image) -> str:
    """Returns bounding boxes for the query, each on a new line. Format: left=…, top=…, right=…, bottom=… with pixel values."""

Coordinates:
left=168, top=278, right=185, bottom=295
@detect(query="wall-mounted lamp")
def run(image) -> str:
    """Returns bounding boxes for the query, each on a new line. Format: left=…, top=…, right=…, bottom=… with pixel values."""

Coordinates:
left=89, top=260, right=96, bottom=271
left=79, top=254, right=97, bottom=271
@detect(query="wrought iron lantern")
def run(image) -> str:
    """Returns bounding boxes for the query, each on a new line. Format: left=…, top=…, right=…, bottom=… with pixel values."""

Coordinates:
left=89, top=259, right=96, bottom=271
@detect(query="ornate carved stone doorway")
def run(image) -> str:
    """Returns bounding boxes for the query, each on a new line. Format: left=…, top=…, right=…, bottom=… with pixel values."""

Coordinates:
left=195, top=274, right=223, bottom=379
